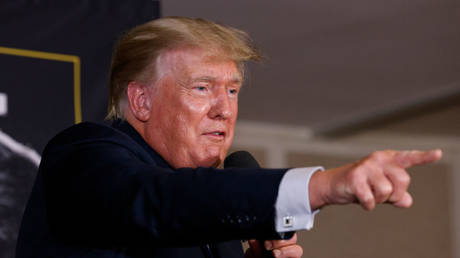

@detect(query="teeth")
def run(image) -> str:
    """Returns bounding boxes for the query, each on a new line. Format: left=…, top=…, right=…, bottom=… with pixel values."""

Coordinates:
left=213, top=132, right=220, bottom=135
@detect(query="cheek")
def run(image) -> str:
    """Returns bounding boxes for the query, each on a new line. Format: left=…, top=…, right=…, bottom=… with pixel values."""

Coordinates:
left=178, top=97, right=210, bottom=130
left=159, top=89, right=209, bottom=130
left=231, top=102, right=238, bottom=121
left=226, top=103, right=238, bottom=131
left=181, top=97, right=210, bottom=115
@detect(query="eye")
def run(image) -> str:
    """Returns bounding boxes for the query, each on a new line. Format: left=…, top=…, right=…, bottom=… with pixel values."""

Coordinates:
left=193, top=85, right=208, bottom=93
left=228, top=88, right=239, bottom=95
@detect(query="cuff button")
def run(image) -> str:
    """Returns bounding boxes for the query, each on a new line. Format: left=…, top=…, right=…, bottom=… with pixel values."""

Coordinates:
left=283, top=216, right=294, bottom=227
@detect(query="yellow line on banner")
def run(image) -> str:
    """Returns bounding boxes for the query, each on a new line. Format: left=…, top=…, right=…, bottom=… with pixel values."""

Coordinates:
left=0, top=46, right=82, bottom=124
left=73, top=57, right=82, bottom=123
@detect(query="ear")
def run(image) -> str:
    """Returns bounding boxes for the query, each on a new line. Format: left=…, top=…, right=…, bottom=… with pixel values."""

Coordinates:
left=126, top=81, right=151, bottom=122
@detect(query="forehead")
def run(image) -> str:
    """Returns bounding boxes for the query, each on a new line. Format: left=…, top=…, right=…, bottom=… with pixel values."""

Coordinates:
left=155, top=48, right=243, bottom=83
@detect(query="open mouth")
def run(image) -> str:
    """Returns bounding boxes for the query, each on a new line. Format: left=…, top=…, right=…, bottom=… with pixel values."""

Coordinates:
left=211, top=131, right=224, bottom=136
left=203, top=131, right=226, bottom=138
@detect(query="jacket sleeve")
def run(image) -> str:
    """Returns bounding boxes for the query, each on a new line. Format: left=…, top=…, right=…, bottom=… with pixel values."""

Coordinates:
left=42, top=133, right=288, bottom=248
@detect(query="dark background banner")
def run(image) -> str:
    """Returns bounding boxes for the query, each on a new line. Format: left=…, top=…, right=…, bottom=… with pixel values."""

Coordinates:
left=0, top=1, right=160, bottom=256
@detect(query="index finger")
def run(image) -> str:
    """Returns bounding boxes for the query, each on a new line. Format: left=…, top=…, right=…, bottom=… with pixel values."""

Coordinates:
left=394, top=149, right=442, bottom=168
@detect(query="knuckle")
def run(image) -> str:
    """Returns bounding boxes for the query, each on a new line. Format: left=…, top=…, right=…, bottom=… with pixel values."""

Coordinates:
left=390, top=170, right=411, bottom=187
left=349, top=177, right=364, bottom=193
left=370, top=151, right=385, bottom=161
left=381, top=183, right=393, bottom=195
left=398, top=173, right=411, bottom=186
left=360, top=160, right=372, bottom=171
left=375, top=184, right=393, bottom=202
left=348, top=166, right=366, bottom=181
left=374, top=150, right=395, bottom=163
left=359, top=158, right=380, bottom=173
left=355, top=187, right=372, bottom=202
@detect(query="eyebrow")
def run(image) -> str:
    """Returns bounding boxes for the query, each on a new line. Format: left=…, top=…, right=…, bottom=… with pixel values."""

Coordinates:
left=191, top=76, right=243, bottom=84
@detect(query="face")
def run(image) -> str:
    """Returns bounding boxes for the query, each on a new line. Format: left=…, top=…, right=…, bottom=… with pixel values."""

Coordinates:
left=142, top=48, right=241, bottom=168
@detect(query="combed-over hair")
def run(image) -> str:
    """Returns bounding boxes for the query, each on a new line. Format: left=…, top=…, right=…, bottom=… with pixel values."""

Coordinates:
left=106, top=16, right=261, bottom=120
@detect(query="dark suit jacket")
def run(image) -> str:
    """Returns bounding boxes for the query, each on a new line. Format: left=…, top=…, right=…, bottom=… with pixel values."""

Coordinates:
left=16, top=121, right=289, bottom=257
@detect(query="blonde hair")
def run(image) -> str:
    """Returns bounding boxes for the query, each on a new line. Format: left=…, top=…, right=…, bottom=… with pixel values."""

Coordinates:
left=107, top=16, right=261, bottom=120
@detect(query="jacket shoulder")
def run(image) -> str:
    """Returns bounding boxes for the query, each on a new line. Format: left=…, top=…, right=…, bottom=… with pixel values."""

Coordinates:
left=43, top=122, right=151, bottom=163
left=50, top=122, right=125, bottom=144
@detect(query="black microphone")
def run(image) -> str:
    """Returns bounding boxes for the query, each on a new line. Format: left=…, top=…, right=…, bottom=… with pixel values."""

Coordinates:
left=224, top=150, right=260, bottom=169
left=224, top=151, right=274, bottom=258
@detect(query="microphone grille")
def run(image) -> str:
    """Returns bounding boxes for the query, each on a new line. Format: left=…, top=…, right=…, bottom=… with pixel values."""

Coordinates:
left=224, top=150, right=260, bottom=168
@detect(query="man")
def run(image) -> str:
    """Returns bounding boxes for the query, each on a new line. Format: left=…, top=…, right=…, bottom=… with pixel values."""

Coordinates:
left=16, top=17, right=442, bottom=258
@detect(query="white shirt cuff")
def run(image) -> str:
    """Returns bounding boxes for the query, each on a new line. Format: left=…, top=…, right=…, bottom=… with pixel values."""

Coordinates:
left=275, top=167, right=324, bottom=233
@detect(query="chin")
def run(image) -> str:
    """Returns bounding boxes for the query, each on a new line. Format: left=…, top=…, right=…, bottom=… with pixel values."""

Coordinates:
left=193, top=152, right=223, bottom=168
left=196, top=157, right=221, bottom=168
left=198, top=146, right=227, bottom=165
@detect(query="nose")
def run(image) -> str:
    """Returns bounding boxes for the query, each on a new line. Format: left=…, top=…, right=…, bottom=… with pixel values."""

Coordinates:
left=208, top=87, right=233, bottom=120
